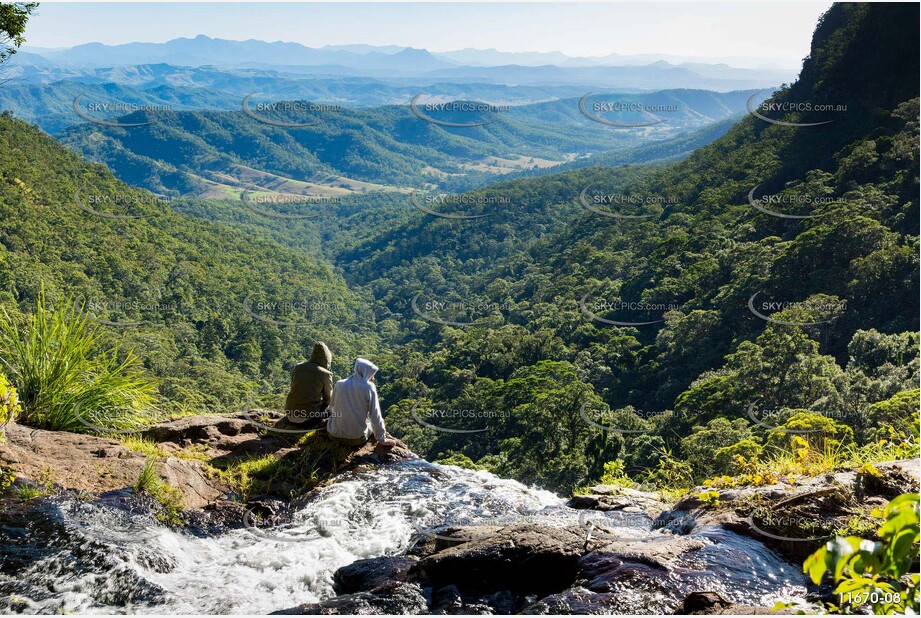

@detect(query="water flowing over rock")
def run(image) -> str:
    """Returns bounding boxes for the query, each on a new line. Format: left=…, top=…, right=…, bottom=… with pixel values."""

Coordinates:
left=5, top=416, right=914, bottom=614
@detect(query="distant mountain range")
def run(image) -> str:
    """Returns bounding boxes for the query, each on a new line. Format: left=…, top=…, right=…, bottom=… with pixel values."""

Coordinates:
left=55, top=89, right=761, bottom=198
left=13, top=35, right=795, bottom=91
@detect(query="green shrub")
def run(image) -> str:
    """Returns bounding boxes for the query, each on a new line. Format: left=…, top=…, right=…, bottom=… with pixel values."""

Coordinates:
left=435, top=452, right=488, bottom=471
left=599, top=459, right=634, bottom=487
left=0, top=466, right=15, bottom=491
left=713, top=439, right=763, bottom=476
left=766, top=411, right=854, bottom=453
left=681, top=418, right=753, bottom=479
left=0, top=290, right=158, bottom=433
left=800, top=493, right=919, bottom=614
left=867, top=389, right=920, bottom=443
left=643, top=447, right=694, bottom=495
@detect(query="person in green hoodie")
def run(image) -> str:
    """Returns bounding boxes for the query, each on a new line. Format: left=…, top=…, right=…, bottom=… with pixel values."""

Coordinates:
left=283, top=341, right=334, bottom=429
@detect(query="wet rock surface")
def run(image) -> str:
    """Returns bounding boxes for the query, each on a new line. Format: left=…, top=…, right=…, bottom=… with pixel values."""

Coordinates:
left=276, top=461, right=919, bottom=615
left=568, top=485, right=667, bottom=514
left=674, top=590, right=798, bottom=615
left=277, top=519, right=743, bottom=615
left=334, top=556, right=418, bottom=595
left=412, top=524, right=584, bottom=594
left=272, top=582, right=429, bottom=615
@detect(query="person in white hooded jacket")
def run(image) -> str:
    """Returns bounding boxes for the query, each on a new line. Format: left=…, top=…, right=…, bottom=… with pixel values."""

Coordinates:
left=326, top=358, right=394, bottom=446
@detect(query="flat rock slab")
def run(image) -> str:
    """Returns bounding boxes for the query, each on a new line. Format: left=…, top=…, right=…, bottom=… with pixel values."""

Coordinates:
left=0, top=422, right=148, bottom=494
left=0, top=422, right=228, bottom=509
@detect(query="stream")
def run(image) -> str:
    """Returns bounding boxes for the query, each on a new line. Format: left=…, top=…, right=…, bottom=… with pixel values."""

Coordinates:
left=0, top=459, right=809, bottom=614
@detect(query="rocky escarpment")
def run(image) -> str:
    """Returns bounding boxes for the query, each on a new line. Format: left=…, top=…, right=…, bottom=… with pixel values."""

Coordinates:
left=0, top=413, right=415, bottom=520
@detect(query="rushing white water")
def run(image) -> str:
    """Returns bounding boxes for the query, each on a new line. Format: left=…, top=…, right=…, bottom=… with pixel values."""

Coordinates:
left=0, top=459, right=808, bottom=614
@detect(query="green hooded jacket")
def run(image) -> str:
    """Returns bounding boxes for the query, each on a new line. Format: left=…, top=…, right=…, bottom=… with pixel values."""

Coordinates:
left=284, top=341, right=333, bottom=425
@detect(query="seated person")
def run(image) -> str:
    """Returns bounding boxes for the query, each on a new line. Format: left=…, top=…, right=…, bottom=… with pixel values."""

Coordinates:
left=283, top=341, right=333, bottom=429
left=326, top=358, right=394, bottom=447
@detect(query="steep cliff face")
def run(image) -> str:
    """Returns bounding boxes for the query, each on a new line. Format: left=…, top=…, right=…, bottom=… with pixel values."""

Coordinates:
left=760, top=2, right=921, bottom=190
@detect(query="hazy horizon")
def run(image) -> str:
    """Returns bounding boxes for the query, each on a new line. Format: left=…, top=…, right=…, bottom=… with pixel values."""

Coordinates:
left=21, top=2, right=831, bottom=69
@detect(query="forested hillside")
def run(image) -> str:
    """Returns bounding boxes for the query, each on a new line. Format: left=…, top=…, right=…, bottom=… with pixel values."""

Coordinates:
left=328, top=2, right=920, bottom=490
left=0, top=112, right=380, bottom=414
left=55, top=89, right=758, bottom=196
left=1, top=3, right=917, bottom=496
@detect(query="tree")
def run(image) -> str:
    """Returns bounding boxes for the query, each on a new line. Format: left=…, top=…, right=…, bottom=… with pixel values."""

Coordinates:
left=680, top=417, right=753, bottom=479
left=0, top=2, right=37, bottom=64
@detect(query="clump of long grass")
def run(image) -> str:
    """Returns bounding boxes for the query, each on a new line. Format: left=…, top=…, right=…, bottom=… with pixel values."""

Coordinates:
left=0, top=289, right=158, bottom=433
left=209, top=449, right=323, bottom=502
left=134, top=459, right=160, bottom=493
left=133, top=459, right=185, bottom=525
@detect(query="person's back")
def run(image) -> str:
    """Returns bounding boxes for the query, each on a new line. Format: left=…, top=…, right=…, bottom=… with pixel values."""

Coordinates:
left=284, top=341, right=333, bottom=427
left=327, top=358, right=391, bottom=445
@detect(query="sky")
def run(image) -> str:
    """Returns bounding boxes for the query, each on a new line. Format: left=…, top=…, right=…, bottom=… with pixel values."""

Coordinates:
left=23, top=2, right=831, bottom=68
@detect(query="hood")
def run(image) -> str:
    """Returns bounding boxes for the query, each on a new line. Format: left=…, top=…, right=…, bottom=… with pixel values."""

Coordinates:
left=353, top=358, right=378, bottom=381
left=309, top=341, right=332, bottom=370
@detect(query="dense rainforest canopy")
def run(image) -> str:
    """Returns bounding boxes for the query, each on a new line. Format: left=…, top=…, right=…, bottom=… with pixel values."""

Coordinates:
left=1, top=2, right=918, bottom=494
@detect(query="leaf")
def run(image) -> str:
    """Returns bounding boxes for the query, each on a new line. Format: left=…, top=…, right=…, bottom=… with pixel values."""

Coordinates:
left=827, top=537, right=859, bottom=581
left=805, top=545, right=829, bottom=585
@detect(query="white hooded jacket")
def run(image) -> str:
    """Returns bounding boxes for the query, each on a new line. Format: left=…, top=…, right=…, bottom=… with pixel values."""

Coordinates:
left=326, top=358, right=387, bottom=441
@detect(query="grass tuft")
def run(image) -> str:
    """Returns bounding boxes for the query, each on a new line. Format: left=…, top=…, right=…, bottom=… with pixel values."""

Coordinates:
left=133, top=459, right=185, bottom=525
left=118, top=435, right=169, bottom=459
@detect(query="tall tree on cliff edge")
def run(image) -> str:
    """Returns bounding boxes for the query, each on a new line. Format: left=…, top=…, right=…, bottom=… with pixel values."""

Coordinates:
left=0, top=2, right=37, bottom=65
